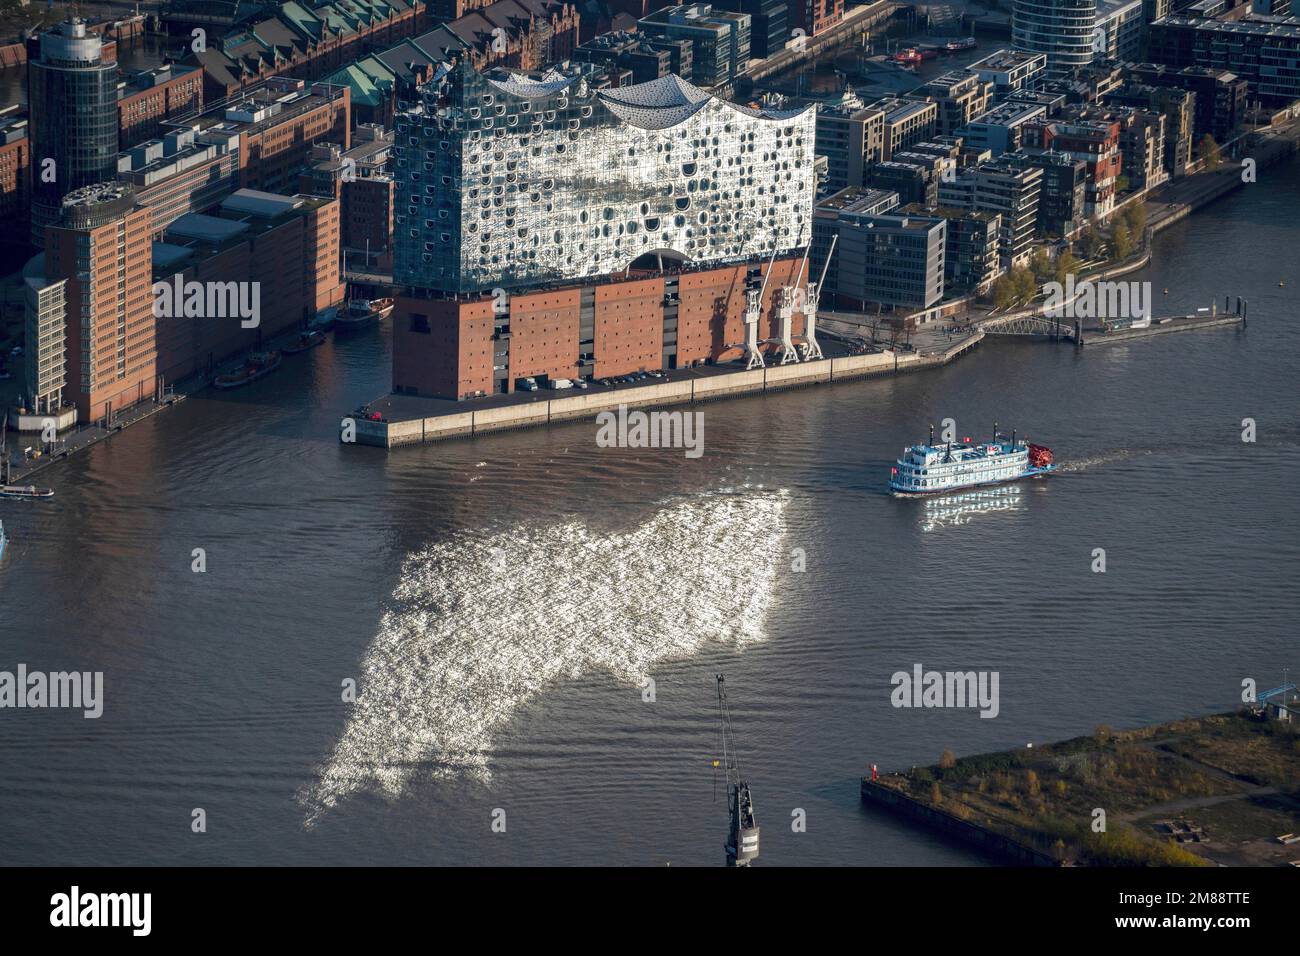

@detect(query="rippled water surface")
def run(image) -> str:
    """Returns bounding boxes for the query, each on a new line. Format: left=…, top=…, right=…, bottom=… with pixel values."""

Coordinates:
left=1, top=157, right=1297, bottom=865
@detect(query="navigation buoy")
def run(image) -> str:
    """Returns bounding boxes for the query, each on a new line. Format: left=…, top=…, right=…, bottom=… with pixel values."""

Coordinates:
left=1163, top=288, right=1169, bottom=295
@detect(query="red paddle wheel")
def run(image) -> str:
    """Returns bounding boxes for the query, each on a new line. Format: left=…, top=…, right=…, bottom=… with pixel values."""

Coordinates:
left=1028, top=444, right=1054, bottom=467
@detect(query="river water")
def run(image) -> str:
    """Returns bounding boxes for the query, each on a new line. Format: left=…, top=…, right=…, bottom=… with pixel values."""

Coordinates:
left=1, top=155, right=1297, bottom=866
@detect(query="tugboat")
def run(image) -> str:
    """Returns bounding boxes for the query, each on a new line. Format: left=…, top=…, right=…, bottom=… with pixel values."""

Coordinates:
left=214, top=350, right=282, bottom=390
left=282, top=329, right=326, bottom=355
left=333, top=297, right=394, bottom=332
left=890, top=423, right=1055, bottom=495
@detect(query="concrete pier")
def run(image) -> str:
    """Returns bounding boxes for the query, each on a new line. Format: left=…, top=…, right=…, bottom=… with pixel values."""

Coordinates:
left=349, top=333, right=984, bottom=449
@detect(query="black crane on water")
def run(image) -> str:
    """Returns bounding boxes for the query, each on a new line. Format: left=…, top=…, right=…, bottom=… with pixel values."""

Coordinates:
left=715, top=674, right=759, bottom=867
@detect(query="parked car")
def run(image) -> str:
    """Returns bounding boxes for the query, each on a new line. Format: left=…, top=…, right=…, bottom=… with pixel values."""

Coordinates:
left=648, top=370, right=664, bottom=379
left=599, top=378, right=615, bottom=387
left=519, top=377, right=538, bottom=391
left=572, top=378, right=588, bottom=389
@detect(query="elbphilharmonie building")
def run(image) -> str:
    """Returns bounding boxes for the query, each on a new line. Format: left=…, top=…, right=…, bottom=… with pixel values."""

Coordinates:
left=393, top=64, right=816, bottom=294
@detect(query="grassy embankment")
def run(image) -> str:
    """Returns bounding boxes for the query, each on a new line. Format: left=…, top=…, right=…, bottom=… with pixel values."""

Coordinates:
left=877, top=712, right=1300, bottom=866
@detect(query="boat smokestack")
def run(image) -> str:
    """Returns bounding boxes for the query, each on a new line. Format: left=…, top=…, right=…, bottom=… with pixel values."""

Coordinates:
left=928, top=423, right=934, bottom=446
left=993, top=421, right=998, bottom=442
left=1011, top=428, right=1017, bottom=447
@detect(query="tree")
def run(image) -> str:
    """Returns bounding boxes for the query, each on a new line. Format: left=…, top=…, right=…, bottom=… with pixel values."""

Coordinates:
left=1079, top=223, right=1103, bottom=260
left=930, top=781, right=943, bottom=805
left=940, top=748, right=956, bottom=769
left=1029, top=247, right=1052, bottom=282
left=1123, top=202, right=1147, bottom=238
left=1198, top=134, right=1222, bottom=171
left=1013, top=267, right=1038, bottom=304
left=1115, top=175, right=1130, bottom=195
left=1111, top=222, right=1133, bottom=260
left=1053, top=249, right=1080, bottom=286
left=992, top=273, right=1016, bottom=310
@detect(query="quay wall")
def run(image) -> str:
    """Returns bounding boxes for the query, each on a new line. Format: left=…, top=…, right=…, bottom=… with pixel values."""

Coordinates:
left=860, top=778, right=1061, bottom=867
left=357, top=334, right=982, bottom=448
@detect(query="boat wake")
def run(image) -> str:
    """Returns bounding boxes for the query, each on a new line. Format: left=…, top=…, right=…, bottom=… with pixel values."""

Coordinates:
left=300, top=490, right=790, bottom=827
left=1053, top=448, right=1152, bottom=474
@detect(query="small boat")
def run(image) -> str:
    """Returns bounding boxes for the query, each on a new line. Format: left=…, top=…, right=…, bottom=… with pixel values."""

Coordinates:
left=0, top=484, right=54, bottom=499
left=943, top=37, right=977, bottom=52
left=309, top=308, right=337, bottom=332
left=282, top=330, right=326, bottom=355
left=0, top=520, right=7, bottom=562
left=334, top=297, right=395, bottom=332
left=214, top=350, right=282, bottom=390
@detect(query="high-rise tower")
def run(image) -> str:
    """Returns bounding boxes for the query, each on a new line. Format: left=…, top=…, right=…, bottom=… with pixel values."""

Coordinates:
left=44, top=183, right=156, bottom=423
left=28, top=18, right=119, bottom=247
left=1012, top=0, right=1100, bottom=78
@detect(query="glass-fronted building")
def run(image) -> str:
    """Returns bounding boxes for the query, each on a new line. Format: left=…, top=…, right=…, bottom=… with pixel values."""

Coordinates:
left=28, top=18, right=119, bottom=247
left=393, top=64, right=816, bottom=295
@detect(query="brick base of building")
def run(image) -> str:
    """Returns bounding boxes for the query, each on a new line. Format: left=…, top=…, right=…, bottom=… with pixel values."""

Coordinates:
left=393, top=257, right=808, bottom=400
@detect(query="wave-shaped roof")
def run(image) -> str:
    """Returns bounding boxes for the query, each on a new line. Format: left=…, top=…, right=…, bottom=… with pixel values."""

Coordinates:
left=484, top=67, right=577, bottom=99
left=597, top=73, right=811, bottom=129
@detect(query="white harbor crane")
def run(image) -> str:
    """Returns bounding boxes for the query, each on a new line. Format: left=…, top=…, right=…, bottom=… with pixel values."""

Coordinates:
left=768, top=285, right=801, bottom=365
left=763, top=226, right=809, bottom=365
left=715, top=674, right=759, bottom=867
left=726, top=241, right=781, bottom=371
left=797, top=232, right=835, bottom=362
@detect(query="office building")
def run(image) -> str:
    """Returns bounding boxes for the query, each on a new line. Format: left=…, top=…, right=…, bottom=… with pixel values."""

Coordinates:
left=19, top=259, right=71, bottom=427
left=1124, top=62, right=1248, bottom=143
left=28, top=19, right=120, bottom=246
left=1022, top=115, right=1121, bottom=216
left=116, top=128, right=241, bottom=236
left=117, top=64, right=205, bottom=149
left=163, top=77, right=352, bottom=197
left=938, top=160, right=1042, bottom=271
left=814, top=86, right=884, bottom=191
left=43, top=183, right=156, bottom=423
left=1004, top=150, right=1086, bottom=237
left=813, top=187, right=946, bottom=310
left=921, top=72, right=995, bottom=136
left=638, top=4, right=752, bottom=87
left=904, top=204, right=1004, bottom=293
left=1148, top=15, right=1300, bottom=105
left=955, top=101, right=1048, bottom=155
left=151, top=190, right=345, bottom=383
left=872, top=97, right=939, bottom=160
left=714, top=0, right=789, bottom=58
left=966, top=49, right=1048, bottom=99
